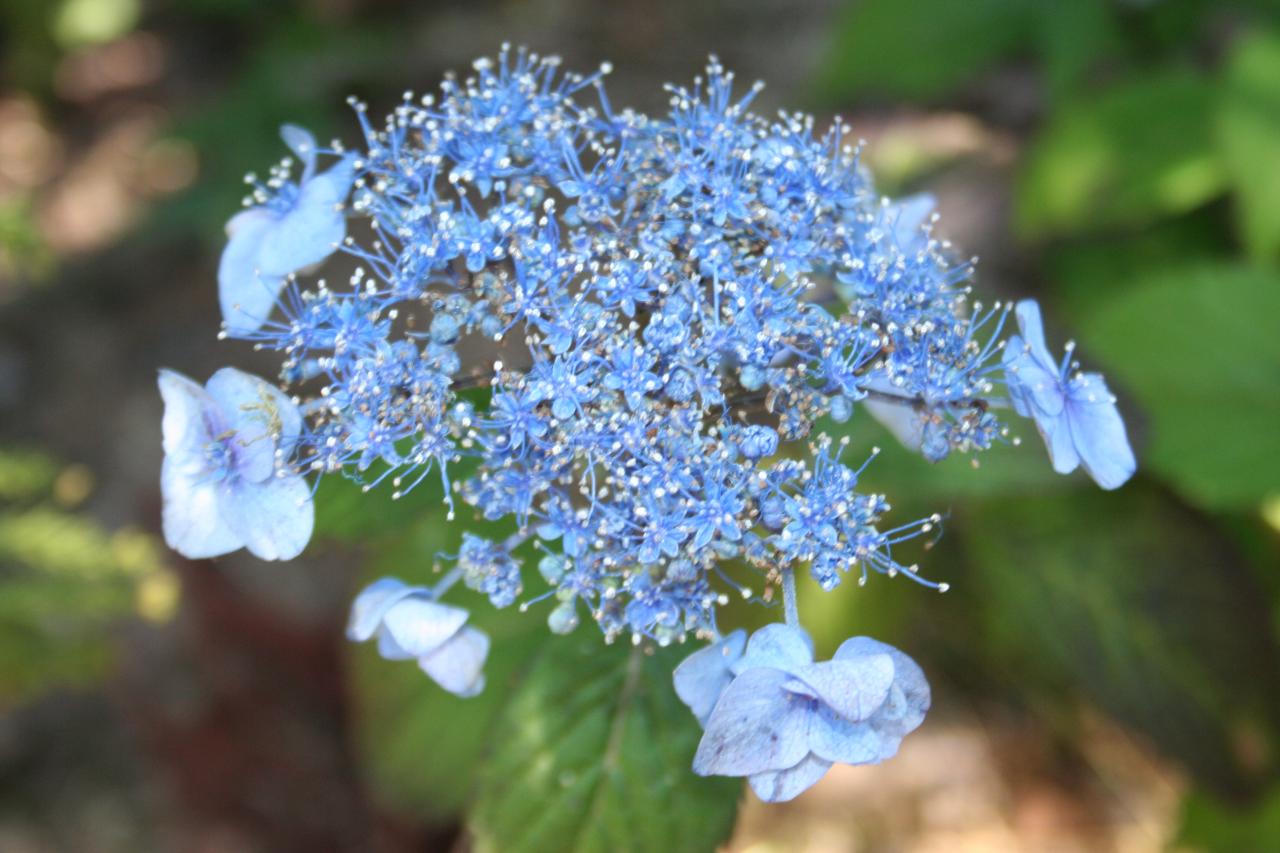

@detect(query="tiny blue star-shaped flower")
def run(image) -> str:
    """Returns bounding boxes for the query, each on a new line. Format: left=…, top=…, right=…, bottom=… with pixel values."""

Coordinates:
left=676, top=624, right=930, bottom=802
left=1002, top=299, right=1136, bottom=490
left=347, top=577, right=490, bottom=697
left=158, top=367, right=313, bottom=560
left=218, top=125, right=355, bottom=333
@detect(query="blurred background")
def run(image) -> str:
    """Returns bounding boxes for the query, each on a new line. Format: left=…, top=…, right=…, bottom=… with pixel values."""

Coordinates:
left=1, top=0, right=1279, bottom=850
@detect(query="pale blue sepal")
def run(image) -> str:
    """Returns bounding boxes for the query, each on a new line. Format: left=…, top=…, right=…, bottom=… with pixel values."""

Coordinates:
left=379, top=595, right=470, bottom=658
left=419, top=626, right=490, bottom=697
left=221, top=471, right=314, bottom=561
left=888, top=193, right=935, bottom=251
left=205, top=367, right=303, bottom=482
left=256, top=155, right=355, bottom=277
left=218, top=210, right=284, bottom=334
left=785, top=655, right=894, bottom=722
left=673, top=629, right=746, bottom=724
left=748, top=754, right=833, bottom=803
left=1066, top=374, right=1136, bottom=490
left=730, top=622, right=812, bottom=675
left=693, top=667, right=809, bottom=777
left=347, top=577, right=419, bottom=641
left=160, top=456, right=239, bottom=559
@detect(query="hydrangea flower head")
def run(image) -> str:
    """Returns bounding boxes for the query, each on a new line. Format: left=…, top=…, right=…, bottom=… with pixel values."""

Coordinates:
left=158, top=367, right=312, bottom=560
left=1002, top=300, right=1136, bottom=489
left=159, top=47, right=1140, bottom=801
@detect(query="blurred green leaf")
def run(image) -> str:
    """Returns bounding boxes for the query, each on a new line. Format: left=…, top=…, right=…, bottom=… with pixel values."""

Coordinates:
left=1177, top=784, right=1280, bottom=849
left=349, top=593, right=545, bottom=821
left=1079, top=264, right=1280, bottom=509
left=470, top=637, right=739, bottom=853
left=1035, top=0, right=1120, bottom=100
left=822, top=0, right=1032, bottom=101
left=961, top=486, right=1280, bottom=798
left=1218, top=30, right=1280, bottom=262
left=1017, top=69, right=1225, bottom=237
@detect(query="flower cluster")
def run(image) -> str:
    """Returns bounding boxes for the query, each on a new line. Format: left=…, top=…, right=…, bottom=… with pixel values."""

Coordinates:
left=157, top=47, right=1136, bottom=802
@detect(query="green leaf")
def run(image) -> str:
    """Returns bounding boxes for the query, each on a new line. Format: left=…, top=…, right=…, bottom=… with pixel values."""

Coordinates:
left=821, top=0, right=1032, bottom=101
left=960, top=485, right=1280, bottom=798
left=469, top=637, right=740, bottom=853
left=1034, top=0, right=1120, bottom=101
left=1176, top=784, right=1280, bottom=849
left=1078, top=264, right=1280, bottom=509
left=1217, top=30, right=1280, bottom=262
left=1017, top=69, right=1226, bottom=237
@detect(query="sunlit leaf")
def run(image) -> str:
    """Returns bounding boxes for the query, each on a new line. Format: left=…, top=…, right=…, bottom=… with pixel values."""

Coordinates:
left=469, top=637, right=740, bottom=853
left=1217, top=30, right=1280, bottom=262
left=1079, top=264, right=1280, bottom=508
left=1017, top=69, right=1225, bottom=237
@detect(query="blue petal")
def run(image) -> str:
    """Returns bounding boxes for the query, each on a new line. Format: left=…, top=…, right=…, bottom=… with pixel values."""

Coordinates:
left=806, top=703, right=887, bottom=765
left=379, top=595, right=469, bottom=658
left=731, top=623, right=813, bottom=675
left=419, top=625, right=489, bottom=697
left=785, top=655, right=894, bottom=722
left=347, top=577, right=419, bottom=641
left=747, top=754, right=832, bottom=803
left=835, top=636, right=931, bottom=740
left=1066, top=373, right=1136, bottom=490
left=693, top=667, right=809, bottom=776
left=889, top=193, right=935, bottom=251
left=221, top=472, right=314, bottom=560
left=1013, top=299, right=1059, bottom=375
left=218, top=208, right=284, bottom=334
left=158, top=368, right=218, bottom=461
left=205, top=368, right=302, bottom=483
left=256, top=156, right=355, bottom=277
left=1037, top=407, right=1082, bottom=476
left=160, top=456, right=241, bottom=559
left=280, top=124, right=318, bottom=179
left=1003, top=340, right=1065, bottom=419
left=673, top=629, right=747, bottom=724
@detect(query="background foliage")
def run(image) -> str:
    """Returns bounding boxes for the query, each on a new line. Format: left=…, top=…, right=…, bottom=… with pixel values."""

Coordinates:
left=0, top=0, right=1277, bottom=849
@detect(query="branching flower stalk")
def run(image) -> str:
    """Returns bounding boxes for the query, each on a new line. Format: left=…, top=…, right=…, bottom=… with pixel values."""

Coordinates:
left=157, top=47, right=1136, bottom=802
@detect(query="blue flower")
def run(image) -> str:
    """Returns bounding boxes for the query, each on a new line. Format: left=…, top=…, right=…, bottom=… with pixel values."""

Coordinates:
left=219, top=125, right=355, bottom=334
left=673, top=629, right=746, bottom=724
left=682, top=624, right=930, bottom=802
left=1003, top=300, right=1136, bottom=490
left=347, top=577, right=489, bottom=697
left=158, top=367, right=312, bottom=560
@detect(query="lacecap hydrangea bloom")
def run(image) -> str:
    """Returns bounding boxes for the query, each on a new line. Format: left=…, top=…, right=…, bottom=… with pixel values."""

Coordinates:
left=157, top=47, right=1136, bottom=802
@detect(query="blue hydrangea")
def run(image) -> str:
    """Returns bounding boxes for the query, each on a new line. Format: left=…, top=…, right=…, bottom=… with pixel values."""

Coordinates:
left=347, top=577, right=489, bottom=697
left=159, top=47, right=1139, bottom=796
left=678, top=624, right=929, bottom=802
left=158, top=367, right=312, bottom=560
left=1003, top=300, right=1136, bottom=490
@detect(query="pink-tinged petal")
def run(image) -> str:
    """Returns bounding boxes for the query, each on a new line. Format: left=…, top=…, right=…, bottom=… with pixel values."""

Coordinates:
left=221, top=472, right=314, bottom=561
left=160, top=456, right=241, bottom=559
left=378, top=595, right=469, bottom=658
left=673, top=629, right=747, bottom=724
left=347, top=577, right=420, bottom=641
left=1066, top=373, right=1136, bottom=490
left=731, top=623, right=813, bottom=675
left=256, top=156, right=355, bottom=277
left=747, top=754, right=832, bottom=803
left=785, top=655, right=894, bottom=722
left=419, top=626, right=489, bottom=697
left=693, top=667, right=809, bottom=777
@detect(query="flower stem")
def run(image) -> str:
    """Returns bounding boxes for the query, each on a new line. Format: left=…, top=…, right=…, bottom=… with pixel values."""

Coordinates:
left=781, top=567, right=799, bottom=628
left=433, top=565, right=464, bottom=598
